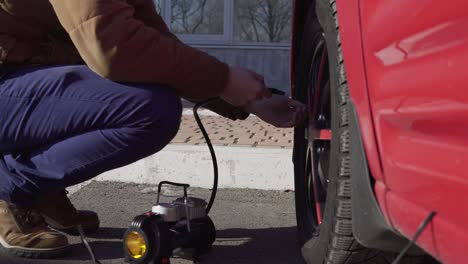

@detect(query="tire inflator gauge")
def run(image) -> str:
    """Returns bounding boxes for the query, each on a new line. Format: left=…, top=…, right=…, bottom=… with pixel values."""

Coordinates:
left=122, top=88, right=286, bottom=264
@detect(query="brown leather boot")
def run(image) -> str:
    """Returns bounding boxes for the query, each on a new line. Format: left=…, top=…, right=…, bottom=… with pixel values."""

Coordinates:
left=35, top=190, right=100, bottom=236
left=0, top=200, right=69, bottom=258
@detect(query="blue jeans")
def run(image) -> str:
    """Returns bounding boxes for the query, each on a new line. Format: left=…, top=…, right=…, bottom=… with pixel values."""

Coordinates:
left=0, top=65, right=182, bottom=207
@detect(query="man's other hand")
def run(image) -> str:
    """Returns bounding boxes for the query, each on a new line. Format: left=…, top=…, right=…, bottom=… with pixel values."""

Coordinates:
left=245, top=95, right=307, bottom=128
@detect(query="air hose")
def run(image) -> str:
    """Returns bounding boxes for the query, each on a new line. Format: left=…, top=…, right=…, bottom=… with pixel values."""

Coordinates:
left=193, top=98, right=219, bottom=214
left=193, top=88, right=285, bottom=214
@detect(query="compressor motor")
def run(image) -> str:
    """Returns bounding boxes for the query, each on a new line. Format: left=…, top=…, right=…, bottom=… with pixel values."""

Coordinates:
left=123, top=181, right=216, bottom=264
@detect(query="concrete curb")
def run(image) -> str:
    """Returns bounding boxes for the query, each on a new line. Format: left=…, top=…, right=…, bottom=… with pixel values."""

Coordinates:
left=94, top=144, right=295, bottom=191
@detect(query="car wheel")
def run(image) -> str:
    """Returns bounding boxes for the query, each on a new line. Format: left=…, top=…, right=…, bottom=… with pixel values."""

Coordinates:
left=292, top=1, right=437, bottom=263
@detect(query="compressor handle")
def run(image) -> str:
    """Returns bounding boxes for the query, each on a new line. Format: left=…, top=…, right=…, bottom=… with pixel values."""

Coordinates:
left=157, top=181, right=190, bottom=204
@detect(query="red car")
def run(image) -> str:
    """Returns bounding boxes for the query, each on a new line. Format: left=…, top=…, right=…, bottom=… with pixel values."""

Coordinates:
left=290, top=1, right=468, bottom=264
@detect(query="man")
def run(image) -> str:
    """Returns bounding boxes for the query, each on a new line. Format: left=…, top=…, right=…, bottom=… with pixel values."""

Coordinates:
left=0, top=0, right=306, bottom=258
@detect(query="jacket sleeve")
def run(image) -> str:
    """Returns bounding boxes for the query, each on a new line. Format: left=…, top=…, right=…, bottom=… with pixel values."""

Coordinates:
left=48, top=0, right=229, bottom=99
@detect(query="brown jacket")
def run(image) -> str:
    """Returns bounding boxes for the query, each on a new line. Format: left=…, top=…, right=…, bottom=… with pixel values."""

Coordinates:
left=0, top=0, right=229, bottom=100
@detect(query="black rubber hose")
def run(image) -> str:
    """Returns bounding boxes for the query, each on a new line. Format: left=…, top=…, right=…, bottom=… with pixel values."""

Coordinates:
left=193, top=98, right=219, bottom=214
left=193, top=88, right=284, bottom=214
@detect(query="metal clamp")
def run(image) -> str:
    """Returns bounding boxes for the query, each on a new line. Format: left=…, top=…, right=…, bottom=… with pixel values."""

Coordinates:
left=268, top=87, right=286, bottom=95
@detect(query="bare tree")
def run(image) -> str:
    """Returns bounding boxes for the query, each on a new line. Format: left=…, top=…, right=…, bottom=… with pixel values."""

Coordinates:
left=236, top=0, right=292, bottom=43
left=171, top=0, right=223, bottom=34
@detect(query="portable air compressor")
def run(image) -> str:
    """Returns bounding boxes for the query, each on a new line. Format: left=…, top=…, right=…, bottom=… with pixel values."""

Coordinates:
left=123, top=181, right=216, bottom=264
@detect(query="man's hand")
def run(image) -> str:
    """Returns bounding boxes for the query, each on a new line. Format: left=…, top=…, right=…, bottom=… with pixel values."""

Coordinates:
left=245, top=95, right=307, bottom=128
left=220, top=67, right=272, bottom=107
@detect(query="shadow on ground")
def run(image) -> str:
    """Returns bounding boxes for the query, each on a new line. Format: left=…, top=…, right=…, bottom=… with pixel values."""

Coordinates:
left=66, top=226, right=304, bottom=263
left=0, top=226, right=303, bottom=264
left=203, top=227, right=304, bottom=264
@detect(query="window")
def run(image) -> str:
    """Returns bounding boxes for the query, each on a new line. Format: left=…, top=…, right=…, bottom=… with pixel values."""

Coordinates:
left=154, top=0, right=162, bottom=13
left=154, top=0, right=292, bottom=46
left=234, top=0, right=292, bottom=43
left=171, top=0, right=224, bottom=35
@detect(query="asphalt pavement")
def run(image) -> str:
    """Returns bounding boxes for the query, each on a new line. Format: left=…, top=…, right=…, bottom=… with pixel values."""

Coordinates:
left=0, top=181, right=304, bottom=264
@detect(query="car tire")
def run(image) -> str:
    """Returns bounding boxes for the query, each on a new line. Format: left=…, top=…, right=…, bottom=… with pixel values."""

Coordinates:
left=292, top=1, right=438, bottom=263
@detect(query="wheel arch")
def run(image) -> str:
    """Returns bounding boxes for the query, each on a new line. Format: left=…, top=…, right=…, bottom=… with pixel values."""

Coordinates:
left=327, top=0, right=407, bottom=250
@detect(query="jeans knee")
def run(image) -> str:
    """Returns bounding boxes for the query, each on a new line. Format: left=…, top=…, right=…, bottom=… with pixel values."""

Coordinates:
left=151, top=93, right=182, bottom=144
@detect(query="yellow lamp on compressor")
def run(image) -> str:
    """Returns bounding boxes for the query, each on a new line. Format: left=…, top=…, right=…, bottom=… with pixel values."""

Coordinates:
left=123, top=213, right=173, bottom=264
left=125, top=231, right=147, bottom=259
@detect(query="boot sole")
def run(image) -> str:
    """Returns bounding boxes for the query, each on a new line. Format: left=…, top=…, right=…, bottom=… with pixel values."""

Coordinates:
left=0, top=235, right=70, bottom=259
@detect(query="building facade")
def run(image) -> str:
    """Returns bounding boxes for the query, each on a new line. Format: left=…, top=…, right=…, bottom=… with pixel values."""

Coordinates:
left=154, top=0, right=292, bottom=93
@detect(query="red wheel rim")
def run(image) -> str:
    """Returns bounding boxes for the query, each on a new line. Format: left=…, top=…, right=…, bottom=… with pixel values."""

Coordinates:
left=305, top=36, right=331, bottom=226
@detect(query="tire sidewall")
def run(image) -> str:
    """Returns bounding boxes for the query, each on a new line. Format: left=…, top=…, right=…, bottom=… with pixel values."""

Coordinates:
left=293, top=0, right=347, bottom=263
